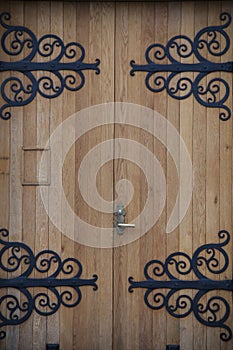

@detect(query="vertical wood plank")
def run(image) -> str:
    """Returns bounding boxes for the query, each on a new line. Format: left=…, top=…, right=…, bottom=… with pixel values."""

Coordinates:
left=7, top=2, right=24, bottom=349
left=73, top=3, right=90, bottom=347
left=152, top=3, right=168, bottom=349
left=46, top=1, right=63, bottom=346
left=59, top=2, right=76, bottom=349
left=126, top=5, right=142, bottom=349
left=179, top=2, right=194, bottom=350
left=33, top=2, right=50, bottom=349
left=113, top=3, right=129, bottom=349
left=139, top=3, right=155, bottom=350
left=97, top=3, right=114, bottom=349
left=20, top=2, right=37, bottom=348
left=75, top=3, right=97, bottom=349
left=0, top=2, right=10, bottom=350
left=166, top=1, right=181, bottom=345
left=193, top=2, right=208, bottom=349
left=220, top=2, right=233, bottom=350
left=206, top=2, right=221, bottom=349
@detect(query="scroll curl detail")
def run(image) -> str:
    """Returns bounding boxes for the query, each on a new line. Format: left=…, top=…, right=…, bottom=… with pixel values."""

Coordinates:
left=0, top=12, right=100, bottom=120
left=0, top=228, right=98, bottom=339
left=130, top=12, right=233, bottom=121
left=129, top=230, right=233, bottom=341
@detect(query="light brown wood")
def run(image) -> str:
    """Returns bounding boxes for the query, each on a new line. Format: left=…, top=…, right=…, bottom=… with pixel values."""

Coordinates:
left=0, top=1, right=10, bottom=349
left=21, top=0, right=38, bottom=216
left=20, top=2, right=37, bottom=348
left=73, top=3, right=92, bottom=347
left=0, top=2, right=232, bottom=350
left=179, top=2, right=194, bottom=349
left=220, top=2, right=233, bottom=350
left=152, top=3, right=168, bottom=349
left=6, top=2, right=24, bottom=349
left=139, top=3, right=155, bottom=349
left=83, top=3, right=113, bottom=348
left=33, top=2, right=50, bottom=349
left=47, top=1, right=63, bottom=345
left=113, top=3, right=129, bottom=349
left=192, top=2, right=208, bottom=349
left=58, top=3, right=76, bottom=349
left=206, top=2, right=221, bottom=349
left=166, top=2, right=181, bottom=345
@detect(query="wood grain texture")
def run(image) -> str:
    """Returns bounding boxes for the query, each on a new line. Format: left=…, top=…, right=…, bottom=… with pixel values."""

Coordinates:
left=73, top=3, right=90, bottom=348
left=33, top=2, right=50, bottom=349
left=20, top=2, right=37, bottom=348
left=139, top=3, right=155, bottom=349
left=179, top=2, right=194, bottom=349
left=86, top=3, right=113, bottom=348
left=152, top=3, right=168, bottom=349
left=206, top=2, right=221, bottom=349
left=59, top=3, right=76, bottom=349
left=113, top=4, right=129, bottom=350
left=166, top=2, right=181, bottom=345
left=192, top=2, right=208, bottom=349
left=0, top=2, right=10, bottom=350
left=0, top=2, right=232, bottom=350
left=220, top=2, right=233, bottom=350
left=114, top=2, right=169, bottom=350
left=47, top=0, right=63, bottom=345
left=6, top=2, right=24, bottom=349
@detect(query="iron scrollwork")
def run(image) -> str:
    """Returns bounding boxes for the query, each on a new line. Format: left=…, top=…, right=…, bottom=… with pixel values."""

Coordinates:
left=0, top=228, right=98, bottom=340
left=130, top=13, right=233, bottom=121
left=0, top=12, right=100, bottom=120
left=129, top=230, right=233, bottom=341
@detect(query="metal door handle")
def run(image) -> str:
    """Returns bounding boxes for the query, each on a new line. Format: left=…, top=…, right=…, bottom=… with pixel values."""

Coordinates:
left=117, top=223, right=135, bottom=228
left=114, top=205, right=135, bottom=234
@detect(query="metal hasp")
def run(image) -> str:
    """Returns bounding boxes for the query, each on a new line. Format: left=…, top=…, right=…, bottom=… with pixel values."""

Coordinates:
left=130, top=12, right=233, bottom=121
left=0, top=228, right=98, bottom=340
left=114, top=204, right=135, bottom=234
left=129, top=230, right=233, bottom=341
left=0, top=12, right=100, bottom=120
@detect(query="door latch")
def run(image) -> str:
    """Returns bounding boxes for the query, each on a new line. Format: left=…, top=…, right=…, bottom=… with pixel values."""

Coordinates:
left=114, top=204, right=135, bottom=234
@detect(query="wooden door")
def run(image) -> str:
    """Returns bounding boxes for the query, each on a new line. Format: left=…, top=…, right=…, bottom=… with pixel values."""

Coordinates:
left=113, top=2, right=233, bottom=350
left=0, top=2, right=232, bottom=350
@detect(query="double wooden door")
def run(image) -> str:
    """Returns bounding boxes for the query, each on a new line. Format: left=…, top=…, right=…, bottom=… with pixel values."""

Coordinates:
left=0, top=1, right=232, bottom=349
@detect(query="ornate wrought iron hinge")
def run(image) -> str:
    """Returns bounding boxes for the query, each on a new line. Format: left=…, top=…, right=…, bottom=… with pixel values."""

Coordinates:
left=0, top=228, right=98, bottom=340
left=129, top=230, right=233, bottom=341
left=0, top=12, right=100, bottom=120
left=130, top=13, right=233, bottom=121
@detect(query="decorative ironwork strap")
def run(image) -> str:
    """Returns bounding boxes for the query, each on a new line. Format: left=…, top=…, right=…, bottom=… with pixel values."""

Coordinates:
left=130, top=13, right=233, bottom=121
left=129, top=230, right=233, bottom=341
left=0, top=12, right=100, bottom=120
left=0, top=228, right=98, bottom=340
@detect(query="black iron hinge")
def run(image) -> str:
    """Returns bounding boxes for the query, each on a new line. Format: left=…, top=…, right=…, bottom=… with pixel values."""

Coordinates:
left=129, top=230, right=233, bottom=341
left=0, top=12, right=100, bottom=120
left=130, top=13, right=233, bottom=121
left=0, top=228, right=98, bottom=340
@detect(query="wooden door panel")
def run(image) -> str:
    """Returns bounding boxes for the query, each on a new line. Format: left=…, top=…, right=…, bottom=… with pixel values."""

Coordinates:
left=0, top=1, right=232, bottom=350
left=0, top=2, right=114, bottom=349
left=114, top=2, right=233, bottom=350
